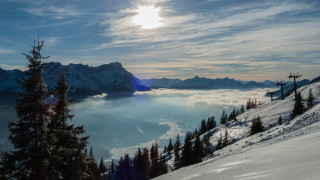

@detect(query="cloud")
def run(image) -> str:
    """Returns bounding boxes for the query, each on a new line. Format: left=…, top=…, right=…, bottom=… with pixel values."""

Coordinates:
left=0, top=49, right=14, bottom=54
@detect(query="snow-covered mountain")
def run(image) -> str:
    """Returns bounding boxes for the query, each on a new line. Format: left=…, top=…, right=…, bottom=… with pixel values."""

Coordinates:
left=0, top=62, right=149, bottom=98
left=156, top=81, right=320, bottom=180
left=142, top=76, right=273, bottom=89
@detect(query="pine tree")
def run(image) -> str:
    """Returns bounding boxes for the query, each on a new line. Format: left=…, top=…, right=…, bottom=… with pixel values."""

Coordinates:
left=86, top=147, right=100, bottom=180
left=199, top=119, right=207, bottom=134
left=110, top=159, right=115, bottom=173
left=215, top=133, right=223, bottom=150
left=141, top=148, right=150, bottom=180
left=291, top=92, right=306, bottom=119
left=202, top=135, right=213, bottom=156
left=228, top=108, right=237, bottom=122
left=173, top=134, right=181, bottom=170
left=206, top=115, right=216, bottom=131
left=99, top=157, right=107, bottom=175
left=278, top=115, right=283, bottom=125
left=192, top=134, right=203, bottom=163
left=250, top=116, right=265, bottom=135
left=7, top=38, right=52, bottom=179
left=220, top=110, right=228, bottom=125
left=240, top=105, right=245, bottom=114
left=181, top=132, right=193, bottom=167
left=167, top=138, right=174, bottom=153
left=48, top=74, right=90, bottom=180
left=307, top=89, right=315, bottom=109
left=222, top=130, right=229, bottom=147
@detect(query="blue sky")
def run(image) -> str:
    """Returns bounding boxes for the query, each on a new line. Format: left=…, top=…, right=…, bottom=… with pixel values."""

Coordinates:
left=0, top=0, right=320, bottom=81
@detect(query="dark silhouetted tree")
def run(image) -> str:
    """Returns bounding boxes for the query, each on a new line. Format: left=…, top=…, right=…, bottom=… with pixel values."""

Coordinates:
left=202, top=135, right=213, bottom=156
left=206, top=115, right=216, bottom=131
left=199, top=119, right=207, bottom=134
left=181, top=132, right=193, bottom=167
left=240, top=105, right=245, bottom=113
left=250, top=116, right=265, bottom=135
left=288, top=72, right=302, bottom=99
left=7, top=38, right=52, bottom=180
left=220, top=110, right=228, bottom=125
left=278, top=115, right=283, bottom=125
left=215, top=133, right=223, bottom=150
left=167, top=138, right=174, bottom=153
left=192, top=134, right=203, bottom=163
left=222, top=130, right=229, bottom=147
left=173, top=134, right=181, bottom=170
left=307, top=89, right=315, bottom=109
left=228, top=108, right=237, bottom=122
left=291, top=92, right=306, bottom=119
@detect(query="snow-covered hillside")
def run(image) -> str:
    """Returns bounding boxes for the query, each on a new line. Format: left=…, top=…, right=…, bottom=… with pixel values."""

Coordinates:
left=156, top=82, right=320, bottom=180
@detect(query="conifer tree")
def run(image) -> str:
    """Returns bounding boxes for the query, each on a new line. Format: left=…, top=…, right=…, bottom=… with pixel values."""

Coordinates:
left=141, top=148, right=150, bottom=180
left=173, top=134, right=181, bottom=170
left=110, top=160, right=115, bottom=173
left=192, top=134, right=203, bottom=163
left=215, top=133, right=223, bottom=150
left=202, top=135, right=213, bottom=156
left=7, top=38, right=52, bottom=179
left=220, top=110, right=228, bottom=125
left=86, top=147, right=100, bottom=180
left=181, top=132, right=193, bottom=167
left=99, top=157, right=107, bottom=175
left=240, top=105, right=245, bottom=114
left=167, top=138, right=174, bottom=153
left=291, top=92, right=306, bottom=119
left=250, top=116, right=265, bottom=135
left=206, top=115, right=216, bottom=131
left=222, top=130, right=229, bottom=147
left=307, top=89, right=315, bottom=109
left=48, top=74, right=90, bottom=180
left=278, top=115, right=283, bottom=125
left=199, top=119, right=207, bottom=134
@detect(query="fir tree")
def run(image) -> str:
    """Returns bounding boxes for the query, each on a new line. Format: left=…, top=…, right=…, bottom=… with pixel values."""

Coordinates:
left=250, top=116, right=265, bottom=135
left=49, top=74, right=90, bottom=180
left=86, top=147, right=100, bottom=180
left=220, top=110, right=228, bottom=125
left=222, top=130, right=229, bottom=147
left=173, top=134, right=181, bottom=170
left=7, top=38, right=52, bottom=180
left=307, top=89, right=315, bottom=109
left=99, top=157, right=107, bottom=175
left=240, top=105, right=245, bottom=114
left=291, top=92, right=306, bottom=119
left=110, top=160, right=115, bottom=173
left=192, top=134, right=203, bottom=163
left=215, top=133, right=223, bottom=150
left=141, top=148, right=150, bottom=180
left=228, top=108, right=237, bottom=122
left=278, top=115, right=283, bottom=125
left=202, top=135, right=213, bottom=156
left=206, top=115, right=216, bottom=131
left=199, top=119, right=207, bottom=134
left=181, top=132, right=193, bottom=167
left=167, top=138, right=174, bottom=153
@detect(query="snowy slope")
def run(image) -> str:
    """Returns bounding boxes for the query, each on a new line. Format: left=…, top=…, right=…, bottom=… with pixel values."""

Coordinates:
left=156, top=82, right=320, bottom=179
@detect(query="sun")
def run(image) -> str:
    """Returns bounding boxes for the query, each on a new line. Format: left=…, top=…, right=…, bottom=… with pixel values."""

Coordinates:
left=132, top=6, right=163, bottom=29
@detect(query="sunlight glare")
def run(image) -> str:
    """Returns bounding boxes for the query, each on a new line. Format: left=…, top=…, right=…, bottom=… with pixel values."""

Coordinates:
left=132, top=6, right=162, bottom=29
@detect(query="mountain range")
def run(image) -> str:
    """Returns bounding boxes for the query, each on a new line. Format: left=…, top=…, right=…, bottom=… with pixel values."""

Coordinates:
left=0, top=62, right=289, bottom=99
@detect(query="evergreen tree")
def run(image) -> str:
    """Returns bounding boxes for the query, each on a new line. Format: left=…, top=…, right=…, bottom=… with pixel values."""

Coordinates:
left=141, top=148, right=150, bottom=180
left=222, top=130, right=229, bottom=147
left=181, top=132, right=193, bottom=167
left=228, top=108, right=237, bottom=122
left=307, top=89, right=315, bottom=109
left=215, top=133, right=223, bottom=150
left=49, top=74, right=90, bottom=180
left=250, top=116, right=265, bottom=135
left=278, top=115, right=283, bottom=125
left=240, top=105, right=245, bottom=114
left=173, top=134, right=181, bottom=170
left=202, top=135, right=213, bottom=156
left=167, top=138, right=174, bottom=153
left=291, top=92, right=306, bottom=119
left=206, top=115, right=216, bottom=131
left=163, top=146, right=167, bottom=154
left=199, top=119, right=207, bottom=134
left=110, top=160, right=115, bottom=173
left=220, top=110, right=228, bottom=125
left=86, top=147, right=100, bottom=180
left=99, top=157, right=107, bottom=175
left=7, top=38, right=52, bottom=179
left=192, top=134, right=203, bottom=163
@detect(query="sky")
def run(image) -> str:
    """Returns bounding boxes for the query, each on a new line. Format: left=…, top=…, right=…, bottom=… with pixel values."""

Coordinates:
left=0, top=0, right=320, bottom=81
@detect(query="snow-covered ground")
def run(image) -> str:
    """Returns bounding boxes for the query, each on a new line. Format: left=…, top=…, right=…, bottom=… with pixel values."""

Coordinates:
left=155, top=82, right=320, bottom=180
